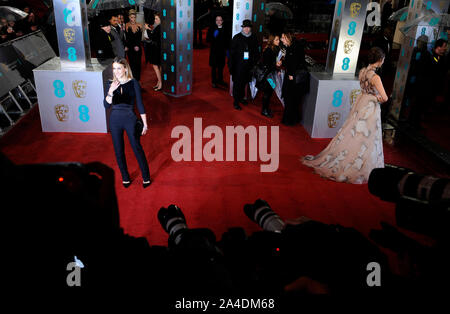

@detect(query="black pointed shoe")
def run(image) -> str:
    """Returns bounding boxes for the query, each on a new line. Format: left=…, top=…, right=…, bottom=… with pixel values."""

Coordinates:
left=143, top=179, right=152, bottom=188
left=122, top=181, right=132, bottom=188
left=261, top=109, right=274, bottom=118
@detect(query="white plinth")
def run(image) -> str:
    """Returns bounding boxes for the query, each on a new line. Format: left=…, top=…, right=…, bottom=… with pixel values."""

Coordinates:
left=33, top=57, right=110, bottom=133
left=302, top=72, right=361, bottom=138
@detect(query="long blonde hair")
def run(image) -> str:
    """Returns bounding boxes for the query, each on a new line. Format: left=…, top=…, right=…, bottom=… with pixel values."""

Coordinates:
left=112, top=57, right=133, bottom=82
left=281, top=32, right=294, bottom=46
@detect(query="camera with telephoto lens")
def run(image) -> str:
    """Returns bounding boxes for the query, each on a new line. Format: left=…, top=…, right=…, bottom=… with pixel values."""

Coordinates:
left=244, top=199, right=286, bottom=233
left=368, top=164, right=450, bottom=237
left=158, top=204, right=188, bottom=245
left=368, top=164, right=450, bottom=203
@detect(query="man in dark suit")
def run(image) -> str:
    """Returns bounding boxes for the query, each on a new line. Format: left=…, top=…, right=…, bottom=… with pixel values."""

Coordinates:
left=109, top=14, right=126, bottom=58
left=229, top=19, right=259, bottom=110
left=207, top=14, right=230, bottom=88
left=429, top=39, right=449, bottom=106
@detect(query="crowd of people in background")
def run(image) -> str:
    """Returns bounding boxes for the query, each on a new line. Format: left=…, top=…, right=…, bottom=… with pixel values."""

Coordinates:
left=1, top=1, right=448, bottom=129
left=91, top=9, right=164, bottom=91
left=0, top=6, right=40, bottom=44
left=90, top=1, right=226, bottom=90
left=86, top=0, right=448, bottom=129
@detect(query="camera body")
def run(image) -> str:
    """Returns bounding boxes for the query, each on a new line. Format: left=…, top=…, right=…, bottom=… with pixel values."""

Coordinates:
left=1, top=158, right=133, bottom=290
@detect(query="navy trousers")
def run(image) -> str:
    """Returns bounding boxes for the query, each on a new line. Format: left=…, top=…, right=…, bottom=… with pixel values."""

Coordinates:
left=110, top=109, right=150, bottom=182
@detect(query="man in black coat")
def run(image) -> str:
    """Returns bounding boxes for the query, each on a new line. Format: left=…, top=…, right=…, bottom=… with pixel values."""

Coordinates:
left=93, top=18, right=115, bottom=61
left=207, top=14, right=229, bottom=88
left=229, top=19, right=259, bottom=110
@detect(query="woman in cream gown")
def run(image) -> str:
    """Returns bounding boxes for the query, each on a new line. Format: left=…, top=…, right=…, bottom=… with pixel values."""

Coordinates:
left=302, top=47, right=389, bottom=184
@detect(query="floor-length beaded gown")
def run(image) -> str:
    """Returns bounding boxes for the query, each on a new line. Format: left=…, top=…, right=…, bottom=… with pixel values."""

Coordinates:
left=302, top=67, right=385, bottom=184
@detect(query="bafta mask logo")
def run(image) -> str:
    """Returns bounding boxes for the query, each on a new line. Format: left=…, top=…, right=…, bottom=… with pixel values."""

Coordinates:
left=350, top=2, right=362, bottom=18
left=350, top=89, right=361, bottom=107
left=328, top=112, right=341, bottom=128
left=187, top=10, right=191, bottom=18
left=72, top=80, right=87, bottom=98
left=344, top=40, right=355, bottom=54
left=236, top=2, right=240, bottom=10
left=63, top=28, right=75, bottom=44
left=55, top=104, right=69, bottom=122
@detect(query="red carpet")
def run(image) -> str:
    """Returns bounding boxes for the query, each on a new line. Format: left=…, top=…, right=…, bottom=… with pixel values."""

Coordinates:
left=0, top=47, right=446, bottom=273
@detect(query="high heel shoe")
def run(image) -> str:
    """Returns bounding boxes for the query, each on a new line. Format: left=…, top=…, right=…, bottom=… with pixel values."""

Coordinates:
left=261, top=109, right=274, bottom=118
left=154, top=86, right=162, bottom=92
left=143, top=179, right=152, bottom=188
left=122, top=180, right=132, bottom=188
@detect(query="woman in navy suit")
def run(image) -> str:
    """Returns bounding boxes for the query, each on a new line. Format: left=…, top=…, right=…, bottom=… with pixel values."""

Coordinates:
left=104, top=57, right=151, bottom=188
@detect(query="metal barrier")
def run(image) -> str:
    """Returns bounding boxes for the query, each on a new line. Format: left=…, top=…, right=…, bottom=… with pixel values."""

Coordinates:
left=0, top=30, right=55, bottom=135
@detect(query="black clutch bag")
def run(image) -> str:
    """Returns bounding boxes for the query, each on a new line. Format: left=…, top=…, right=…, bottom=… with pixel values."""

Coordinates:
left=135, top=119, right=144, bottom=138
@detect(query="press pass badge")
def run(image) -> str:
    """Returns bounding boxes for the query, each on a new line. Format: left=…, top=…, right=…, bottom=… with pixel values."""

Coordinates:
left=244, top=51, right=249, bottom=60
